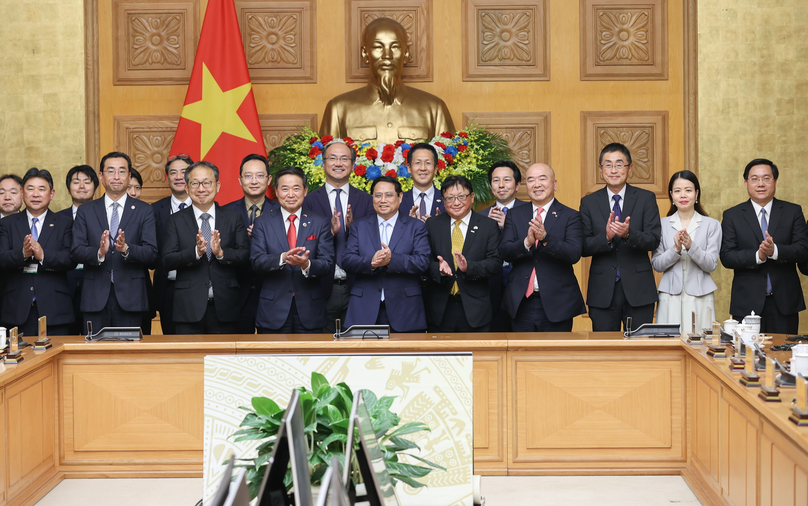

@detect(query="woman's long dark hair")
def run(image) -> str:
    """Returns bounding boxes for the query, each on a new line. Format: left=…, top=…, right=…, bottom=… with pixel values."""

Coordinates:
left=667, top=170, right=708, bottom=217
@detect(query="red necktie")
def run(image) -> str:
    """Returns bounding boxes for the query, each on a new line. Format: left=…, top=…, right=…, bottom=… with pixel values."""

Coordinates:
left=287, top=215, right=297, bottom=249
left=525, top=208, right=544, bottom=298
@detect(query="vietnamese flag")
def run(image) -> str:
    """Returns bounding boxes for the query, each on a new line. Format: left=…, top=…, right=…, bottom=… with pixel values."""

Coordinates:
left=170, top=0, right=265, bottom=204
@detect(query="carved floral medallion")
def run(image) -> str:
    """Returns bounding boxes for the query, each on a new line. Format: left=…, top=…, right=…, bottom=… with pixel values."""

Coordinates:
left=479, top=10, right=532, bottom=64
left=596, top=9, right=650, bottom=64
left=246, top=12, right=299, bottom=67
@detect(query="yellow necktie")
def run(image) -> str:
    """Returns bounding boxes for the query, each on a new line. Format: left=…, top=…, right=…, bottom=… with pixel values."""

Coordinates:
left=451, top=219, right=464, bottom=295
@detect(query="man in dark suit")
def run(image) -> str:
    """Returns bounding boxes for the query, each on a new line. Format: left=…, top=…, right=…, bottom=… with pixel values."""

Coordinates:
left=151, top=154, right=194, bottom=335
left=343, top=176, right=430, bottom=332
left=478, top=160, right=529, bottom=331
left=720, top=158, right=808, bottom=334
left=580, top=143, right=661, bottom=332
left=425, top=175, right=501, bottom=332
left=0, top=174, right=23, bottom=219
left=224, top=154, right=279, bottom=334
left=399, top=143, right=445, bottom=220
left=250, top=166, right=334, bottom=334
left=500, top=163, right=586, bottom=332
left=57, top=165, right=99, bottom=334
left=71, top=152, right=158, bottom=331
left=0, top=168, right=76, bottom=338
left=303, top=141, right=374, bottom=333
left=162, top=161, right=250, bottom=334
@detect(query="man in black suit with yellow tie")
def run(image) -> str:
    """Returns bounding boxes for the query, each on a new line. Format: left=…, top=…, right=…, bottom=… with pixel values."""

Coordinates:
left=579, top=143, right=661, bottom=331
left=720, top=158, right=808, bottom=334
left=162, top=161, right=250, bottom=334
left=0, top=168, right=76, bottom=337
left=425, top=175, right=501, bottom=332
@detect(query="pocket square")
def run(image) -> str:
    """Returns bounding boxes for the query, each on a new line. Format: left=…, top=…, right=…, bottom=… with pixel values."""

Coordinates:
left=306, top=234, right=317, bottom=241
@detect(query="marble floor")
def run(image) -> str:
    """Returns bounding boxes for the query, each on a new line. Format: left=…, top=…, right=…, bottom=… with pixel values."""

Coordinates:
left=34, top=475, right=703, bottom=506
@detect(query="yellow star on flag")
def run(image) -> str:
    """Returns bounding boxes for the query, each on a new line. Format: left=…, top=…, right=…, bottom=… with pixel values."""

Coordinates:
left=180, top=63, right=256, bottom=158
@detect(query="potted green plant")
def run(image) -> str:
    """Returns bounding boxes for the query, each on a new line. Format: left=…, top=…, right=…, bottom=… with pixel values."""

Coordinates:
left=230, top=372, right=445, bottom=499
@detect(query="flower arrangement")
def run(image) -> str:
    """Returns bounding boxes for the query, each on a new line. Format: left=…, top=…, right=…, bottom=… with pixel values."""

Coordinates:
left=267, top=125, right=513, bottom=207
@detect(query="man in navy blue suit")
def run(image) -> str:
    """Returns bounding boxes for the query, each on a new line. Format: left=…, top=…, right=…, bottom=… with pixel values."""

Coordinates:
left=398, top=143, right=445, bottom=220
left=0, top=168, right=76, bottom=338
left=0, top=174, right=23, bottom=220
left=478, top=160, right=529, bottom=331
left=224, top=154, right=279, bottom=334
left=303, top=141, right=373, bottom=333
left=151, top=154, right=193, bottom=335
left=343, top=176, right=430, bottom=332
left=57, top=164, right=99, bottom=335
left=162, top=161, right=250, bottom=334
left=500, top=163, right=586, bottom=332
left=71, top=152, right=158, bottom=331
left=250, top=166, right=334, bottom=334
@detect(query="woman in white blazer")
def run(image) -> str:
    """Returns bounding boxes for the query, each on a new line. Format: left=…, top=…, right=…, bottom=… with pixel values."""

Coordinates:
left=652, top=171, right=722, bottom=331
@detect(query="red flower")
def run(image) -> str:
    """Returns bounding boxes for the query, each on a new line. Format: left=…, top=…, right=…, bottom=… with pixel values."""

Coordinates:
left=437, top=160, right=446, bottom=171
left=343, top=137, right=354, bottom=145
left=321, top=135, right=334, bottom=144
left=458, top=145, right=468, bottom=152
left=309, top=137, right=318, bottom=144
left=385, top=169, right=398, bottom=177
left=402, top=148, right=410, bottom=160
left=444, top=154, right=454, bottom=164
left=458, top=132, right=469, bottom=138
left=395, top=140, right=404, bottom=147
left=441, top=131, right=453, bottom=139
left=381, top=144, right=395, bottom=163
left=434, top=142, right=447, bottom=150
left=309, top=146, right=322, bottom=158
left=354, top=164, right=367, bottom=176
left=366, top=148, right=378, bottom=160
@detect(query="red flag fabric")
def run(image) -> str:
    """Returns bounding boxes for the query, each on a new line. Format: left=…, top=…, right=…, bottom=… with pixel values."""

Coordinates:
left=170, top=0, right=265, bottom=204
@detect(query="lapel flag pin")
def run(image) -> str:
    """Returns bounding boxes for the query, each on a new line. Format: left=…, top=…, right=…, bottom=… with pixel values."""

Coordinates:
left=131, top=205, right=136, bottom=210
left=302, top=222, right=308, bottom=227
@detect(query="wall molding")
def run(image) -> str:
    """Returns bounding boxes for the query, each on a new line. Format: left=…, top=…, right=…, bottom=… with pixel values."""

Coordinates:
left=259, top=113, right=318, bottom=153
left=114, top=115, right=180, bottom=203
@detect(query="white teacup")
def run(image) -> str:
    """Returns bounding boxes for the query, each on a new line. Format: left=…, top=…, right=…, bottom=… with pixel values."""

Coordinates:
left=0, top=327, right=6, bottom=349
left=723, top=318, right=738, bottom=334
left=792, top=344, right=808, bottom=376
left=736, top=326, right=764, bottom=348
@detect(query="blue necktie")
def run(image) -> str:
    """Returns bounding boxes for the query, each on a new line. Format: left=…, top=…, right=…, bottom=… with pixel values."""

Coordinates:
left=201, top=213, right=212, bottom=261
left=31, top=217, right=39, bottom=242
left=419, top=193, right=427, bottom=217
left=760, top=209, right=772, bottom=294
left=110, top=203, right=119, bottom=283
left=334, top=188, right=346, bottom=264
left=178, top=202, right=186, bottom=211
left=612, top=195, right=621, bottom=282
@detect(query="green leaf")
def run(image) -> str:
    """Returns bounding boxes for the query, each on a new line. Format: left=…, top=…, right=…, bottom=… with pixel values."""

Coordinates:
left=311, top=372, right=330, bottom=397
left=330, top=419, right=351, bottom=430
left=315, top=387, right=341, bottom=413
left=251, top=396, right=281, bottom=416
left=254, top=453, right=272, bottom=468
left=304, top=421, right=318, bottom=433
left=233, top=432, right=273, bottom=442
left=387, top=462, right=432, bottom=478
left=388, top=421, right=430, bottom=438
left=321, top=433, right=348, bottom=448
left=405, top=453, right=446, bottom=471
left=358, top=389, right=377, bottom=412
left=325, top=405, right=342, bottom=423
left=385, top=436, right=419, bottom=452
left=389, top=474, right=427, bottom=489
left=370, top=396, right=396, bottom=417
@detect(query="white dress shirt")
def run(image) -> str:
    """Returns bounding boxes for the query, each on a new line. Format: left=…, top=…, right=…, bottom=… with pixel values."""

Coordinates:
left=606, top=186, right=626, bottom=213
left=193, top=205, right=217, bottom=299
left=24, top=209, right=47, bottom=270
left=449, top=211, right=471, bottom=241
left=751, top=200, right=778, bottom=264
left=413, top=186, right=436, bottom=215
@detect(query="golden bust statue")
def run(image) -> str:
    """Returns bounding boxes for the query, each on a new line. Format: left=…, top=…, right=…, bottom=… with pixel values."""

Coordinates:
left=319, top=17, right=455, bottom=144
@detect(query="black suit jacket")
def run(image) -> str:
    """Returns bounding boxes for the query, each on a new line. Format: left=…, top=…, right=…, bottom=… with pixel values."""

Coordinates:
left=499, top=200, right=586, bottom=322
left=71, top=196, right=158, bottom=313
left=399, top=189, right=445, bottom=217
left=720, top=198, right=808, bottom=317
left=580, top=185, right=661, bottom=308
left=425, top=212, right=501, bottom=328
left=56, top=207, right=85, bottom=296
left=162, top=205, right=250, bottom=323
left=0, top=211, right=76, bottom=326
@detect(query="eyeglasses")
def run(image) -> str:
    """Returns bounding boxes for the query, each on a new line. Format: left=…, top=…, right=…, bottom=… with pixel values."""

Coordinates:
left=444, top=194, right=471, bottom=204
left=241, top=174, right=267, bottom=181
left=189, top=180, right=214, bottom=189
left=373, top=192, right=397, bottom=200
left=601, top=163, right=627, bottom=170
left=411, top=160, right=435, bottom=168
left=326, top=156, right=352, bottom=164
left=168, top=154, right=192, bottom=163
left=748, top=176, right=774, bottom=184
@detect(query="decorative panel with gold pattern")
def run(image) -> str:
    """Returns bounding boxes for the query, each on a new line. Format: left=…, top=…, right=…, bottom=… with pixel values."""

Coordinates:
left=509, top=352, right=685, bottom=467
left=581, top=110, right=668, bottom=197
left=60, top=362, right=203, bottom=465
left=345, top=0, right=432, bottom=82
left=580, top=0, right=668, bottom=80
left=235, top=0, right=316, bottom=83
left=113, top=0, right=199, bottom=85
left=114, top=115, right=180, bottom=203
left=461, top=0, right=549, bottom=81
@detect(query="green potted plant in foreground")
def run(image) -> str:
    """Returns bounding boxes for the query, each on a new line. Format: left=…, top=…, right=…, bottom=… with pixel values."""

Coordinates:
left=230, top=372, right=445, bottom=499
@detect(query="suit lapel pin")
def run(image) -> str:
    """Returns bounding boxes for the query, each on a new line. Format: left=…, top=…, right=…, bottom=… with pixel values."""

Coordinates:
left=302, top=222, right=308, bottom=227
left=552, top=211, right=557, bottom=217
left=49, top=223, right=54, bottom=227
left=131, top=205, right=135, bottom=210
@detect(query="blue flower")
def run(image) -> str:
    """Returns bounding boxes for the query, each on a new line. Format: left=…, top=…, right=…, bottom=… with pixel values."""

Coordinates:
left=445, top=146, right=458, bottom=156
left=398, top=164, right=410, bottom=177
left=313, top=154, right=323, bottom=166
left=400, top=143, right=411, bottom=151
left=366, top=166, right=381, bottom=180
left=313, top=141, right=324, bottom=149
left=362, top=142, right=371, bottom=149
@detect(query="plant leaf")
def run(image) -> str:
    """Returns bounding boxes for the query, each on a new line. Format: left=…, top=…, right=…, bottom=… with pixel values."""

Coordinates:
left=390, top=474, right=428, bottom=489
left=387, top=462, right=431, bottom=478
left=311, top=371, right=330, bottom=397
left=371, top=396, right=396, bottom=417
left=251, top=397, right=281, bottom=416
left=404, top=453, right=447, bottom=471
left=385, top=436, right=419, bottom=451
left=358, top=389, right=377, bottom=412
left=321, top=433, right=348, bottom=448
left=388, top=421, right=430, bottom=438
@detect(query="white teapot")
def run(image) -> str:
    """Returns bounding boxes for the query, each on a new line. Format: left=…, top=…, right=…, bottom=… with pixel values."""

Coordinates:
left=742, top=311, right=761, bottom=334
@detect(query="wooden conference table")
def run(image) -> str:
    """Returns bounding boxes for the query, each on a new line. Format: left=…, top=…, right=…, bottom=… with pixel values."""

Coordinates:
left=0, top=332, right=805, bottom=506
